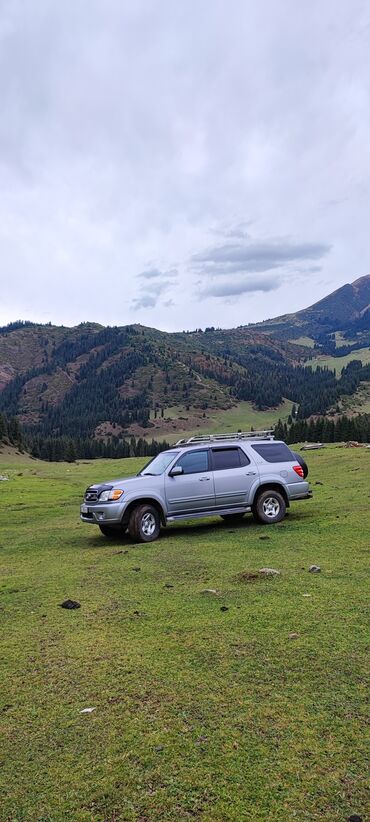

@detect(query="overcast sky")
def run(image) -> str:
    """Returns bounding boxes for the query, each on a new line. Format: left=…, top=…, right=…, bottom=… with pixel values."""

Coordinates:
left=0, top=0, right=369, bottom=331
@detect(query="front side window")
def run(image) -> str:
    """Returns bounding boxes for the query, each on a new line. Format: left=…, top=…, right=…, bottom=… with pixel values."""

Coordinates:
left=211, top=447, right=249, bottom=470
left=175, top=449, right=209, bottom=474
left=139, top=451, right=179, bottom=476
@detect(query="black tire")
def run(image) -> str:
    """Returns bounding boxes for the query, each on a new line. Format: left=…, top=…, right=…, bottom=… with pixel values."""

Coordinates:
left=221, top=513, right=245, bottom=522
left=99, top=524, right=127, bottom=538
left=128, top=504, right=161, bottom=543
left=252, top=489, right=286, bottom=525
left=292, top=451, right=308, bottom=478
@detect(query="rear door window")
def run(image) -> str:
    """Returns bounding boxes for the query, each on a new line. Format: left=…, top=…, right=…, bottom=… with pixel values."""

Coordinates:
left=251, top=443, right=294, bottom=463
left=211, top=447, right=250, bottom=470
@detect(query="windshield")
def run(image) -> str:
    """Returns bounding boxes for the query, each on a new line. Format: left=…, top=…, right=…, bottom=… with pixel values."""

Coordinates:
left=138, top=451, right=179, bottom=476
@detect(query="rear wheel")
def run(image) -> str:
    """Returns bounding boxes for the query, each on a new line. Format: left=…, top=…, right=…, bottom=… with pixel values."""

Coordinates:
left=99, top=524, right=127, bottom=538
left=128, top=504, right=161, bottom=543
left=253, top=489, right=286, bottom=525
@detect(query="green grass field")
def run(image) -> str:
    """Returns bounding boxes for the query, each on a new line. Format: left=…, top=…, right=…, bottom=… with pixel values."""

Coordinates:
left=0, top=448, right=369, bottom=821
left=288, top=336, right=316, bottom=348
left=146, top=400, right=295, bottom=443
left=339, top=381, right=370, bottom=415
left=334, top=332, right=357, bottom=348
left=307, top=346, right=370, bottom=375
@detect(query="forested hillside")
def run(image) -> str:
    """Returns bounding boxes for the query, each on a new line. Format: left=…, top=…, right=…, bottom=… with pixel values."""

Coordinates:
left=0, top=276, right=370, bottom=458
left=253, top=273, right=370, bottom=348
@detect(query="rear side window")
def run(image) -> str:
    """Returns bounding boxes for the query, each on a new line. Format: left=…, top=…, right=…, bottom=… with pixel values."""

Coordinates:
left=252, top=443, right=294, bottom=463
left=176, top=449, right=209, bottom=474
left=211, top=447, right=250, bottom=470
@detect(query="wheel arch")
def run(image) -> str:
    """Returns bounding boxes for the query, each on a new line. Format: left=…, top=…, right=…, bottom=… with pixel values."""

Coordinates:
left=122, top=497, right=167, bottom=526
left=251, top=482, right=290, bottom=508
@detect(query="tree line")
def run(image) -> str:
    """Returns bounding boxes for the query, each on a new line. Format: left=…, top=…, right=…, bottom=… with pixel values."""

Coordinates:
left=274, top=413, right=370, bottom=444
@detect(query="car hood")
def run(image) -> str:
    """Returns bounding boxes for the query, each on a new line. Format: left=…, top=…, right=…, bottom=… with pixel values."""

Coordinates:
left=87, top=474, right=162, bottom=492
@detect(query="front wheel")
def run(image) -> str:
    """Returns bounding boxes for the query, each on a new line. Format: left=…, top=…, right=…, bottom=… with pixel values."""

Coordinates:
left=252, top=489, right=286, bottom=524
left=128, top=504, right=161, bottom=543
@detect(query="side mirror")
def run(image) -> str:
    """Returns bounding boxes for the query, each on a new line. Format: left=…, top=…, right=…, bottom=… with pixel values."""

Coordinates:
left=169, top=465, right=184, bottom=477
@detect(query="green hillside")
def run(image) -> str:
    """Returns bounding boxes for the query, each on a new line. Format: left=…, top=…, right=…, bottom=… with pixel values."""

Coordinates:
left=0, top=276, right=370, bottom=460
left=306, top=345, right=370, bottom=374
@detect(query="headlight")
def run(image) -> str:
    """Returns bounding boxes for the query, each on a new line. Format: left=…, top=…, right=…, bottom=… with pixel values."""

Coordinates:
left=110, top=489, right=124, bottom=500
left=99, top=488, right=124, bottom=502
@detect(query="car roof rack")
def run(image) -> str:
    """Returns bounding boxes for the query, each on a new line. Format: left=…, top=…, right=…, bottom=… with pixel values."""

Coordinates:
left=175, top=430, right=275, bottom=446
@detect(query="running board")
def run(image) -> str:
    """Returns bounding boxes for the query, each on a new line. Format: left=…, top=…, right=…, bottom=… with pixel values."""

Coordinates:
left=166, top=507, right=251, bottom=522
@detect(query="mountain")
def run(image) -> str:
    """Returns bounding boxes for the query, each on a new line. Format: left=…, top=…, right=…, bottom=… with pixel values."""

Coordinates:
left=0, top=276, right=370, bottom=457
left=253, top=274, right=370, bottom=345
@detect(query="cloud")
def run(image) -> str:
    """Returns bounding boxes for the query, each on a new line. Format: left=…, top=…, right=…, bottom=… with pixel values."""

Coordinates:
left=201, top=276, right=278, bottom=298
left=132, top=294, right=157, bottom=310
left=132, top=269, right=177, bottom=310
left=191, top=239, right=331, bottom=276
left=138, top=267, right=178, bottom=280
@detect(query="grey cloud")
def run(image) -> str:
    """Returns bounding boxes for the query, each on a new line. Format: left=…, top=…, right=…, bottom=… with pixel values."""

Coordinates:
left=201, top=276, right=278, bottom=298
left=198, top=259, right=282, bottom=275
left=132, top=294, right=157, bottom=310
left=132, top=272, right=175, bottom=310
left=192, top=240, right=331, bottom=275
left=138, top=267, right=178, bottom=280
left=138, top=268, right=165, bottom=279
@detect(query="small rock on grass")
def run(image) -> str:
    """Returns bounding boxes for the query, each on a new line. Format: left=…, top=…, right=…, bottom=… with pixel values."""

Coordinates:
left=220, top=606, right=229, bottom=612
left=348, top=815, right=362, bottom=822
left=259, top=568, right=280, bottom=576
left=80, top=707, right=96, bottom=714
left=288, top=632, right=299, bottom=640
left=59, top=599, right=81, bottom=610
left=309, top=565, right=321, bottom=573
left=201, top=588, right=218, bottom=595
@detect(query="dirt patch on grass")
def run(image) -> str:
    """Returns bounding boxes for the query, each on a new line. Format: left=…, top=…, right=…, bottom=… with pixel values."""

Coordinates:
left=236, top=571, right=261, bottom=582
left=236, top=569, right=280, bottom=583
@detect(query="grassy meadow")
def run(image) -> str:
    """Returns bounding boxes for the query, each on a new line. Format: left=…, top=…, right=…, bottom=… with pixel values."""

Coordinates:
left=306, top=345, right=370, bottom=374
left=0, top=447, right=369, bottom=821
left=146, top=400, right=294, bottom=443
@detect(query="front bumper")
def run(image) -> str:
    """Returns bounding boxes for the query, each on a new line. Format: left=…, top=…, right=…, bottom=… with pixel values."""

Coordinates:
left=80, top=501, right=124, bottom=525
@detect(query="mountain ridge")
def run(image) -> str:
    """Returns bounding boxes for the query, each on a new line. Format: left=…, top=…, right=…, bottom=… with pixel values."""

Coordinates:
left=0, top=275, right=369, bottom=453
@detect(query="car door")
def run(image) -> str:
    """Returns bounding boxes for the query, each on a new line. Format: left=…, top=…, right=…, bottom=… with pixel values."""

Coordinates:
left=210, top=446, right=258, bottom=509
left=165, top=449, right=216, bottom=515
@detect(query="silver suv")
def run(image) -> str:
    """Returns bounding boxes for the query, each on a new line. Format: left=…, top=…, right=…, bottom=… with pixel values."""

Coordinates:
left=80, top=431, right=311, bottom=542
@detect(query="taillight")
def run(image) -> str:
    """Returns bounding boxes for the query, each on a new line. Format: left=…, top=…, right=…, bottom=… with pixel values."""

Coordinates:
left=293, top=464, right=304, bottom=478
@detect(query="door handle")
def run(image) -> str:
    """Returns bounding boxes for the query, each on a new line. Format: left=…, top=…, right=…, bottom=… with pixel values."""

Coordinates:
left=199, top=477, right=211, bottom=481
left=246, top=471, right=257, bottom=476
